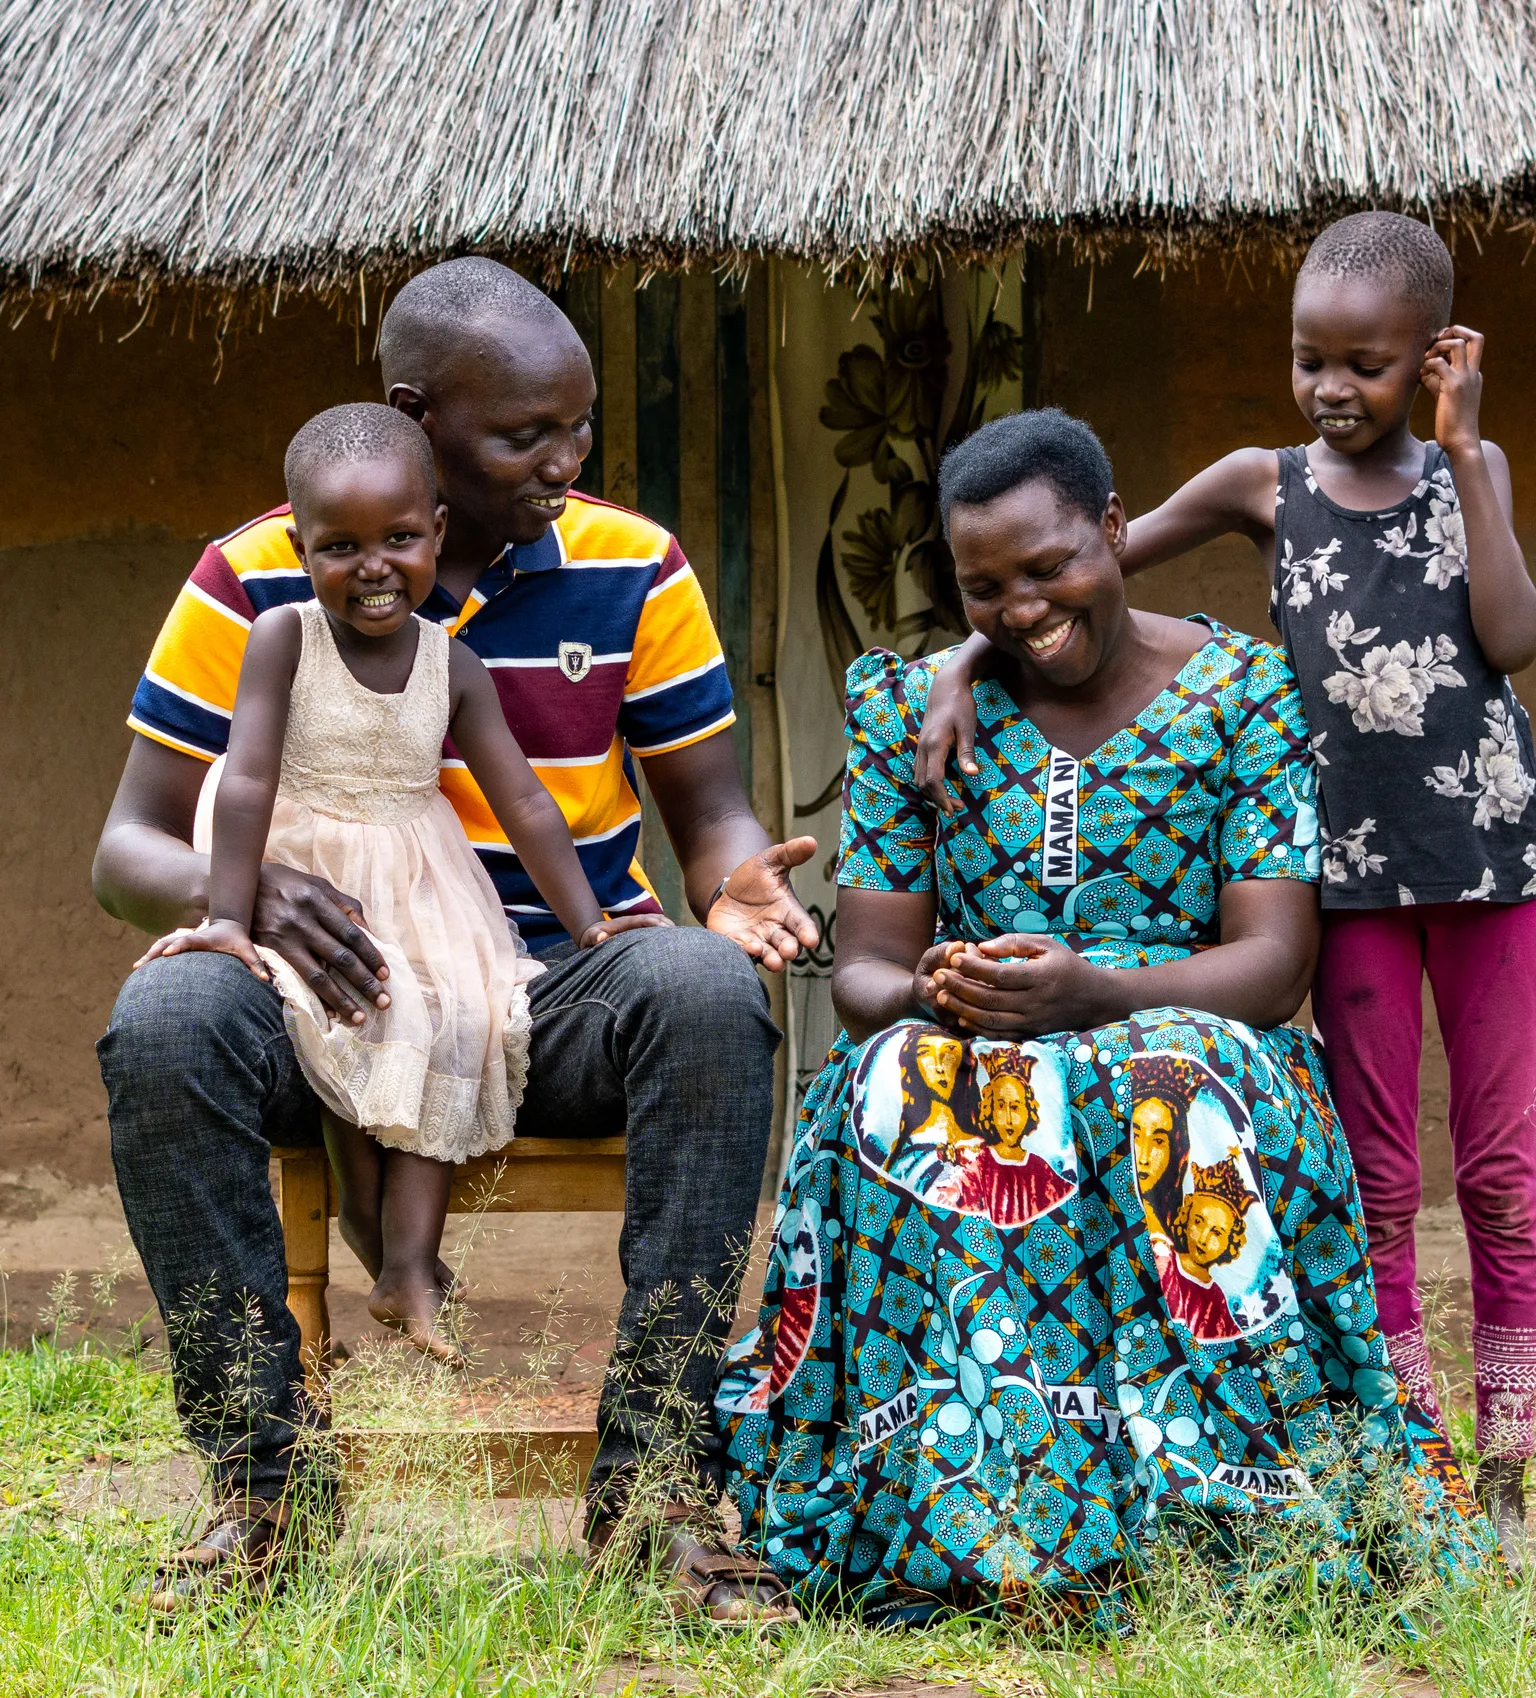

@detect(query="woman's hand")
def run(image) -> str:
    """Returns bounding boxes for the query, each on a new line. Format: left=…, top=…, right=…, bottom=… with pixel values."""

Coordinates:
left=134, top=918, right=272, bottom=983
left=1422, top=324, right=1484, bottom=458
left=914, top=651, right=985, bottom=817
left=931, top=935, right=1111, bottom=1037
left=913, top=940, right=968, bottom=1030
left=579, top=914, right=675, bottom=949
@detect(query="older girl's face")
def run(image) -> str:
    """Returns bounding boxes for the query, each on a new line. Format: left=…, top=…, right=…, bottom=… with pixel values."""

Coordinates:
left=949, top=478, right=1130, bottom=687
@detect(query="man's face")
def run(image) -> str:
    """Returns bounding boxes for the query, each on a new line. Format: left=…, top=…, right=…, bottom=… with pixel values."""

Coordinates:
left=404, top=317, right=597, bottom=547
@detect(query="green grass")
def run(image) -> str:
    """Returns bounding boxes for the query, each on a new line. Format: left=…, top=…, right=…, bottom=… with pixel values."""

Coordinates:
left=0, top=1335, right=1531, bottom=1698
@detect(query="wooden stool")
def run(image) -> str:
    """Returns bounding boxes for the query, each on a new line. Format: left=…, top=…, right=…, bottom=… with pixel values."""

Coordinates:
left=270, top=1138, right=626, bottom=1493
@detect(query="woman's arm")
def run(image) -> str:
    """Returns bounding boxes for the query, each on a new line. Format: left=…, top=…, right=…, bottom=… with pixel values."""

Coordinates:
left=448, top=643, right=640, bottom=947
left=929, top=878, right=1318, bottom=1038
left=832, top=886, right=973, bottom=1043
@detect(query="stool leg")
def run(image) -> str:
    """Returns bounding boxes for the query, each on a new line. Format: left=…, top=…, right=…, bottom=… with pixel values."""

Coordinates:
left=278, top=1148, right=332, bottom=1397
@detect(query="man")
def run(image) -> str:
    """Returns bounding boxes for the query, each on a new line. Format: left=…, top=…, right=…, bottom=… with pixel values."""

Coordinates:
left=94, top=259, right=815, bottom=1622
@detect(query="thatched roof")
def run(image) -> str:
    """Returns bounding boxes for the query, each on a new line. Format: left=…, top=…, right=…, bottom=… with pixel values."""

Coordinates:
left=5, top=0, right=1536, bottom=306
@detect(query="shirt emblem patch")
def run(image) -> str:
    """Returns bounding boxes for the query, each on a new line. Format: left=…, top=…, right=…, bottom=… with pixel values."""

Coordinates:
left=558, top=641, right=594, bottom=683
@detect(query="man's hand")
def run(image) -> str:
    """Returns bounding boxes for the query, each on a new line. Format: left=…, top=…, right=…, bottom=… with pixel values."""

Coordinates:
left=249, top=863, right=391, bottom=1024
left=707, top=836, right=821, bottom=972
left=1422, top=324, right=1485, bottom=457
left=931, top=935, right=1110, bottom=1037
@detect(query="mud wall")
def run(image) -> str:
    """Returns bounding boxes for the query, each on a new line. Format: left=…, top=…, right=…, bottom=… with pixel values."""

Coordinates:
left=7, top=235, right=1536, bottom=1218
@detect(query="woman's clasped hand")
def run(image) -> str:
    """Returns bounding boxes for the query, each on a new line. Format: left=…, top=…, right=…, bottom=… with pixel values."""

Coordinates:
left=917, top=935, right=1106, bottom=1036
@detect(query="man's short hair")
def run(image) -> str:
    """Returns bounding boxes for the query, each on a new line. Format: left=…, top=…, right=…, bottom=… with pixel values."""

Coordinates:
left=379, top=257, right=569, bottom=391
left=284, top=403, right=436, bottom=522
left=939, top=409, right=1114, bottom=535
left=1296, top=212, right=1454, bottom=337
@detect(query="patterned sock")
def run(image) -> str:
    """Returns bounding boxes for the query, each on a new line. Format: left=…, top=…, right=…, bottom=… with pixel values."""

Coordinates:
left=1384, top=1323, right=1447, bottom=1435
left=1473, top=1323, right=1536, bottom=1459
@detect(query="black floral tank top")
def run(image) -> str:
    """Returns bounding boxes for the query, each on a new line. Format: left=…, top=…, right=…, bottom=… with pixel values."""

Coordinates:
left=1271, top=442, right=1536, bottom=908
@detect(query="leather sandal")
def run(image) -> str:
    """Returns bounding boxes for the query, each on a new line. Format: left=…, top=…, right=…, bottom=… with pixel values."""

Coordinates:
left=146, top=1496, right=298, bottom=1621
left=587, top=1499, right=800, bottom=1628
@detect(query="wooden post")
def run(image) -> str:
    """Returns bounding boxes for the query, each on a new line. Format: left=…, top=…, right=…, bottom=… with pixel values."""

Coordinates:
left=275, top=1147, right=332, bottom=1397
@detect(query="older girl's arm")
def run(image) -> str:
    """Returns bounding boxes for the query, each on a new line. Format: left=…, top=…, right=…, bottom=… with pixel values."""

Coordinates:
left=1422, top=327, right=1536, bottom=675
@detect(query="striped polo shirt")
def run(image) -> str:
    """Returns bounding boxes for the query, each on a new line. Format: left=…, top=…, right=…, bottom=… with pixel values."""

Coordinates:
left=129, top=494, right=735, bottom=947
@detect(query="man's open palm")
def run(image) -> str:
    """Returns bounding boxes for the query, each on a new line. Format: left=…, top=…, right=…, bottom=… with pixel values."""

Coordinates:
left=708, top=836, right=821, bottom=971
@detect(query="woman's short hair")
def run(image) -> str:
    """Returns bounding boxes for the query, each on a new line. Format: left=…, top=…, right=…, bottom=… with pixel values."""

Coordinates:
left=939, top=408, right=1113, bottom=538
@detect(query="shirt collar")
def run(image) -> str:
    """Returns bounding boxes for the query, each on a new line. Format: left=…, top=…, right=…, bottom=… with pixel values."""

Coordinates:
left=492, top=526, right=564, bottom=579
left=419, top=524, right=564, bottom=622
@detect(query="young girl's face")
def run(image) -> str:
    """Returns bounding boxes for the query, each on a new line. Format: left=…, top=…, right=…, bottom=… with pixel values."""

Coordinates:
left=288, top=455, right=446, bottom=637
left=1291, top=273, right=1432, bottom=455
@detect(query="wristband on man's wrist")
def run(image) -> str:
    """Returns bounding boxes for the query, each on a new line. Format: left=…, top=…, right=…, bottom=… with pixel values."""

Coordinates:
left=706, top=876, right=731, bottom=915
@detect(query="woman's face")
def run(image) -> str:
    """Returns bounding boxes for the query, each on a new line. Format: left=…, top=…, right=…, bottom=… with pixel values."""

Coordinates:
left=1184, top=1198, right=1237, bottom=1269
left=915, top=1035, right=961, bottom=1098
left=1132, top=1099, right=1174, bottom=1194
left=987, top=1077, right=1031, bottom=1147
left=948, top=478, right=1131, bottom=688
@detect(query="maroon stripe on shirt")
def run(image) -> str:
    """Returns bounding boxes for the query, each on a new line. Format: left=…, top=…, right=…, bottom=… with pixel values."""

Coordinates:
left=451, top=662, right=630, bottom=761
left=189, top=544, right=258, bottom=621
left=652, top=535, right=690, bottom=587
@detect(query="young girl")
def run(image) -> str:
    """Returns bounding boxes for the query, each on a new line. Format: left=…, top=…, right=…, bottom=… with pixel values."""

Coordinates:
left=914, top=213, right=1536, bottom=1549
left=137, top=403, right=665, bottom=1361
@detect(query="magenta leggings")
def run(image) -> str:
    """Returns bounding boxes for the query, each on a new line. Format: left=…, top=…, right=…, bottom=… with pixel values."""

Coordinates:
left=1313, top=901, right=1536, bottom=1456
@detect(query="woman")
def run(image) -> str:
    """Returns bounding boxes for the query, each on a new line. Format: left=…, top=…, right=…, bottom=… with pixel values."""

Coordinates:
left=717, top=409, right=1487, bottom=1617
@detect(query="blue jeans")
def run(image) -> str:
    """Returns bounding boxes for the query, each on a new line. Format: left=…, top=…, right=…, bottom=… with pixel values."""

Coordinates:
left=98, top=927, right=779, bottom=1507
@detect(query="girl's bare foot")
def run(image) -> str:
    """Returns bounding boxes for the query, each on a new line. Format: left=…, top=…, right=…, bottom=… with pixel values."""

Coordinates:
left=436, top=1259, right=462, bottom=1304
left=368, top=1273, right=463, bottom=1367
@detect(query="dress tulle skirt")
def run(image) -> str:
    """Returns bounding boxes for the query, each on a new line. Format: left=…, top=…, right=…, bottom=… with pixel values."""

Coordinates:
left=196, top=765, right=541, bottom=1163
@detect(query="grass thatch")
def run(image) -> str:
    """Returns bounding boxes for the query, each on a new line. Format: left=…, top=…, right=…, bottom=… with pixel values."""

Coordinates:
left=5, top=0, right=1536, bottom=308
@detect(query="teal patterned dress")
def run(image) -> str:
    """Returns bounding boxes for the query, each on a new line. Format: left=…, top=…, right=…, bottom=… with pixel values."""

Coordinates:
left=717, top=621, right=1487, bottom=1618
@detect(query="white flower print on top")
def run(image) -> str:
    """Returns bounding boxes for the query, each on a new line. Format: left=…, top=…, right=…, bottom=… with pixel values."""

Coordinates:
left=1273, top=442, right=1536, bottom=907
left=1370, top=467, right=1466, bottom=589
left=1423, top=700, right=1536, bottom=828
left=1321, top=610, right=1465, bottom=736
left=1423, top=468, right=1468, bottom=588
left=1321, top=817, right=1386, bottom=886
left=1277, top=536, right=1347, bottom=611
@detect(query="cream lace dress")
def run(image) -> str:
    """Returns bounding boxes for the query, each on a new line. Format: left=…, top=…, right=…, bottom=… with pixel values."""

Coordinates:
left=195, top=601, right=542, bottom=1162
